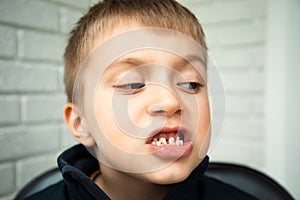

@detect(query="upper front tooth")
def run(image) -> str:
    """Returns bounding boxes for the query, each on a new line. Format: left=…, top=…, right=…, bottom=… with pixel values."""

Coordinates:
left=168, top=137, right=175, bottom=145
left=175, top=136, right=180, bottom=145
left=159, top=138, right=167, bottom=145
left=156, top=140, right=162, bottom=146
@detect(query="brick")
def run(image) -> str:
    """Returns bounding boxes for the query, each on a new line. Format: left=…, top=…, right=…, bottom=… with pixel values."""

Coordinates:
left=0, top=162, right=14, bottom=196
left=0, top=0, right=59, bottom=31
left=183, top=0, right=266, bottom=24
left=59, top=8, right=84, bottom=34
left=22, top=95, right=66, bottom=122
left=225, top=95, right=254, bottom=115
left=0, top=60, right=58, bottom=92
left=0, top=193, right=16, bottom=200
left=205, top=22, right=265, bottom=47
left=0, top=25, right=16, bottom=58
left=0, top=125, right=60, bottom=161
left=16, top=154, right=58, bottom=188
left=221, top=71, right=263, bottom=92
left=19, top=30, right=65, bottom=62
left=209, top=47, right=264, bottom=69
left=50, top=0, right=90, bottom=10
left=209, top=136, right=263, bottom=169
left=0, top=96, right=20, bottom=125
left=222, top=118, right=263, bottom=138
left=89, top=0, right=101, bottom=6
left=252, top=96, right=263, bottom=115
left=58, top=67, right=65, bottom=92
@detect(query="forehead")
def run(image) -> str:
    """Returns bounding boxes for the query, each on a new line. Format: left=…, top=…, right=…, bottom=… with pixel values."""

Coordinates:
left=105, top=49, right=206, bottom=74
left=92, top=20, right=203, bottom=56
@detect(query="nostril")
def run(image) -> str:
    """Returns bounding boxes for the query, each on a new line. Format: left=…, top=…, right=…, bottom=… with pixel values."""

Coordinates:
left=149, top=104, right=165, bottom=114
left=175, top=109, right=182, bottom=115
left=154, top=110, right=165, bottom=114
left=148, top=103, right=182, bottom=117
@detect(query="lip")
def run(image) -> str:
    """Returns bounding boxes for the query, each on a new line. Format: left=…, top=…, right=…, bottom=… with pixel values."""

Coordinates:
left=146, top=142, right=193, bottom=159
left=145, top=125, right=193, bottom=159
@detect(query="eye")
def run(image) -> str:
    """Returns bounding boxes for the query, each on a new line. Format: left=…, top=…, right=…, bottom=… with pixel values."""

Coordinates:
left=177, top=82, right=203, bottom=93
left=114, top=83, right=145, bottom=93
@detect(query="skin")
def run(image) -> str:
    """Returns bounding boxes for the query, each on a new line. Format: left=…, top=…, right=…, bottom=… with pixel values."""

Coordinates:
left=64, top=22, right=210, bottom=200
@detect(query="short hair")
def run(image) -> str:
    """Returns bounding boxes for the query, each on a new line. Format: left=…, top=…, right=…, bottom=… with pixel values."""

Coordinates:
left=64, top=0, right=207, bottom=102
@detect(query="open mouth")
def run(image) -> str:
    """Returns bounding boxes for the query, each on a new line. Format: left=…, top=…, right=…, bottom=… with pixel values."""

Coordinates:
left=148, top=131, right=184, bottom=146
left=146, top=126, right=191, bottom=146
left=145, top=126, right=193, bottom=159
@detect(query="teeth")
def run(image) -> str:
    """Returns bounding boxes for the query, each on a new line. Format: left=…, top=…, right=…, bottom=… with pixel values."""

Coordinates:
left=152, top=138, right=157, bottom=145
left=175, top=136, right=180, bottom=145
left=159, top=138, right=167, bottom=145
left=150, top=132, right=184, bottom=146
left=168, top=137, right=175, bottom=145
left=179, top=140, right=184, bottom=146
left=156, top=140, right=162, bottom=146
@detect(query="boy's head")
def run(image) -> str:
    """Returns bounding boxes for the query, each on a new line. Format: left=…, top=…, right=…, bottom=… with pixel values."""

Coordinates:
left=64, top=0, right=207, bottom=102
left=63, top=0, right=212, bottom=185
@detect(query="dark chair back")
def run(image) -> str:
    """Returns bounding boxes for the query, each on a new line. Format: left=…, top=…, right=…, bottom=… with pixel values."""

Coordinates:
left=205, top=162, right=293, bottom=200
left=14, top=168, right=62, bottom=200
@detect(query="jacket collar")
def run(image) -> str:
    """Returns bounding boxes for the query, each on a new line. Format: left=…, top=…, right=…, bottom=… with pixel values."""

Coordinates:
left=58, top=144, right=209, bottom=200
left=58, top=144, right=110, bottom=199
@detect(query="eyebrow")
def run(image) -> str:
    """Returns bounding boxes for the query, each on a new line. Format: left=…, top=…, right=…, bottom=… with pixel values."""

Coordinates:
left=107, top=57, right=146, bottom=71
left=106, top=54, right=206, bottom=72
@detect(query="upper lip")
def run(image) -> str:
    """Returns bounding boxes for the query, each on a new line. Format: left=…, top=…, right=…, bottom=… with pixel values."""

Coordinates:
left=145, top=125, right=192, bottom=144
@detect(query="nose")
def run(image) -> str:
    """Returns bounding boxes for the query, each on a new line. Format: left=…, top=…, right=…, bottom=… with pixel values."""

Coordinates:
left=147, top=86, right=181, bottom=117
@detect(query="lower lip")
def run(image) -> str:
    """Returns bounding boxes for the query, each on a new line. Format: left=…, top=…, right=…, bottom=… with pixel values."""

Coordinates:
left=146, top=142, right=193, bottom=159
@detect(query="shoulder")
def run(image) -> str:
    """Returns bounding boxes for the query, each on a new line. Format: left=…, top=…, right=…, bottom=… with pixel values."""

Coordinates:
left=199, top=175, right=258, bottom=200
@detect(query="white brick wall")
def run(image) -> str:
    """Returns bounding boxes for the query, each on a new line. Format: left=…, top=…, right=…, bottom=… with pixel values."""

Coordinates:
left=0, top=0, right=268, bottom=199
left=0, top=25, right=17, bottom=58
left=0, top=0, right=90, bottom=198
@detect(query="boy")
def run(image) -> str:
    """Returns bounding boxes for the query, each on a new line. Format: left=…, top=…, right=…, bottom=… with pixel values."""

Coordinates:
left=24, top=0, right=255, bottom=199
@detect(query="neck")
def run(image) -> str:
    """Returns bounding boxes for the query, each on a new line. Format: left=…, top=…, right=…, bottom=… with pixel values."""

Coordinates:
left=94, top=163, right=173, bottom=200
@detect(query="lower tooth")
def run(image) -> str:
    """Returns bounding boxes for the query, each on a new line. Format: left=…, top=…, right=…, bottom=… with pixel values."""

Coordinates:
left=156, top=141, right=162, bottom=146
left=179, top=140, right=184, bottom=146
left=160, top=138, right=167, bottom=145
left=168, top=137, right=175, bottom=145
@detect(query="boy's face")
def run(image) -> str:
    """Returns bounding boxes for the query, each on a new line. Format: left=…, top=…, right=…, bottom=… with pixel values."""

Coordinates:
left=74, top=23, right=211, bottom=184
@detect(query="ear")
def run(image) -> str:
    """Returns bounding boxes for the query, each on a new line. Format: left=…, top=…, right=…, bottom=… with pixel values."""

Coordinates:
left=63, top=103, right=95, bottom=147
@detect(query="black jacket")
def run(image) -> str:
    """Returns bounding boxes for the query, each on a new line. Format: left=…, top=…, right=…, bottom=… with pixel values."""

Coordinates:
left=24, top=144, right=256, bottom=200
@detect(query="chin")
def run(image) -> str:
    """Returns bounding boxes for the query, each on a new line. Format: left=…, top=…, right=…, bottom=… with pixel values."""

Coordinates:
left=145, top=159, right=198, bottom=185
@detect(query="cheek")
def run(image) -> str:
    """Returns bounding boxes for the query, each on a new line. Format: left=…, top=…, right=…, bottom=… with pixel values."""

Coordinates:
left=127, top=95, right=151, bottom=128
left=196, top=90, right=210, bottom=127
left=94, top=89, right=113, bottom=122
left=196, top=97, right=211, bottom=155
left=93, top=88, right=143, bottom=151
left=198, top=100, right=210, bottom=130
left=93, top=88, right=119, bottom=140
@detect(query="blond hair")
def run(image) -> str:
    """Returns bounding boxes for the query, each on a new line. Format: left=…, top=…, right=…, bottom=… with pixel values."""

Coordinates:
left=64, top=0, right=207, bottom=102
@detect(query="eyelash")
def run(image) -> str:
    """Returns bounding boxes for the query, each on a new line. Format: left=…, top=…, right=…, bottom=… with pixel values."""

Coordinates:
left=114, top=82, right=203, bottom=94
left=114, top=83, right=145, bottom=92
left=177, top=82, right=203, bottom=93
